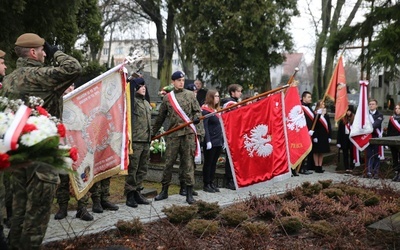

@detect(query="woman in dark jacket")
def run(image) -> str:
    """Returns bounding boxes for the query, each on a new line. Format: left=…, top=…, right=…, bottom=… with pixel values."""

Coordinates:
left=201, top=89, right=224, bottom=192
left=312, top=100, right=332, bottom=173
left=337, top=106, right=355, bottom=173
left=387, top=103, right=400, bottom=181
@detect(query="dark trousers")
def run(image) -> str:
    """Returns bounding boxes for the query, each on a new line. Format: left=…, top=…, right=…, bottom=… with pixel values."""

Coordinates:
left=225, top=158, right=233, bottom=181
left=367, top=144, right=380, bottom=175
left=342, top=141, right=354, bottom=170
left=203, top=146, right=222, bottom=185
left=390, top=146, right=400, bottom=171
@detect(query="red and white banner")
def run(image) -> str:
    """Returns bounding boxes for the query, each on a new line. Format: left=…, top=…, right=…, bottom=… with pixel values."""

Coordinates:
left=220, top=92, right=290, bottom=189
left=284, top=86, right=312, bottom=169
left=63, top=64, right=129, bottom=199
left=349, top=80, right=372, bottom=151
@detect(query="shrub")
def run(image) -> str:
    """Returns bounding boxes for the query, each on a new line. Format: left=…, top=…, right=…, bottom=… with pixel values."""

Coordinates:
left=220, top=207, right=249, bottom=226
left=196, top=200, right=221, bottom=219
left=363, top=194, right=380, bottom=207
left=277, top=216, right=303, bottom=235
left=186, top=219, right=219, bottom=236
left=115, top=218, right=144, bottom=235
left=307, top=220, right=336, bottom=237
left=242, top=221, right=270, bottom=236
left=162, top=205, right=198, bottom=223
left=322, top=188, right=344, bottom=199
left=318, top=179, right=333, bottom=189
left=302, top=183, right=323, bottom=197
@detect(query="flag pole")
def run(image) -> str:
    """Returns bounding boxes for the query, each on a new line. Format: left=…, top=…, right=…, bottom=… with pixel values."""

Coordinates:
left=152, top=68, right=300, bottom=140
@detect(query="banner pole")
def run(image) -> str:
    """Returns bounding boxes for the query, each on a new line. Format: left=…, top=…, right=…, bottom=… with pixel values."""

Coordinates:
left=152, top=68, right=300, bottom=140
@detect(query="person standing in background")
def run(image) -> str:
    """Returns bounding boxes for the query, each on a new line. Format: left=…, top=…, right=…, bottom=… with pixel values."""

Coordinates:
left=221, top=84, right=242, bottom=190
left=194, top=79, right=208, bottom=106
left=298, top=91, right=314, bottom=175
left=366, top=99, right=384, bottom=179
left=387, top=103, right=400, bottom=181
left=201, top=90, right=223, bottom=193
left=337, top=106, right=355, bottom=173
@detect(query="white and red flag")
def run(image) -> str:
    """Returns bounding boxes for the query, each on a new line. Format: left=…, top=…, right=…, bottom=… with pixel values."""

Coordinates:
left=220, top=92, right=290, bottom=189
left=284, top=85, right=312, bottom=169
left=349, top=80, right=372, bottom=151
left=324, top=55, right=349, bottom=123
left=63, top=64, right=129, bottom=199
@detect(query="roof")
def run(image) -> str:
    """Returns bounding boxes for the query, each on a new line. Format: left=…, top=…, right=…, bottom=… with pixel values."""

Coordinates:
left=283, top=53, right=303, bottom=76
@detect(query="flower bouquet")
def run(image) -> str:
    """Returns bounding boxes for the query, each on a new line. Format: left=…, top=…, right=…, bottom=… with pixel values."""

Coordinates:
left=158, top=84, right=174, bottom=97
left=0, top=96, right=77, bottom=172
left=150, top=138, right=166, bottom=154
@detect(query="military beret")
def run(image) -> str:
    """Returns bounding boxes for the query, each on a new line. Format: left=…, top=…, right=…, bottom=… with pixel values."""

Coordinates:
left=15, top=33, right=45, bottom=48
left=171, top=71, right=185, bottom=81
left=130, top=77, right=145, bottom=91
left=185, top=83, right=197, bottom=92
left=0, top=50, right=5, bottom=58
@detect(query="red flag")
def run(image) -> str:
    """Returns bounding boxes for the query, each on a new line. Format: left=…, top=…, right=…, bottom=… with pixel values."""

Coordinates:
left=325, top=56, right=349, bottom=122
left=284, top=86, right=312, bottom=169
left=221, top=92, right=290, bottom=189
left=349, top=80, right=373, bottom=151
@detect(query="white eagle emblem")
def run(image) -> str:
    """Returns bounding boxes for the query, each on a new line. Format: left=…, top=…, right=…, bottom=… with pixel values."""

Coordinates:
left=243, top=124, right=273, bottom=157
left=287, top=105, right=306, bottom=132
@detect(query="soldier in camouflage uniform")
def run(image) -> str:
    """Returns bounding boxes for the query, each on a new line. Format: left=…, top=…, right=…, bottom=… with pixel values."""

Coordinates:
left=1, top=33, right=82, bottom=249
left=125, top=77, right=152, bottom=208
left=152, top=71, right=203, bottom=204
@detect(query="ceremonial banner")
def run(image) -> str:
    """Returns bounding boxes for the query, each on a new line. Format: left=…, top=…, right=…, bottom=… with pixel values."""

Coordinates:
left=220, top=92, right=290, bottom=189
left=284, top=86, right=312, bottom=169
left=325, top=55, right=349, bottom=122
left=349, top=80, right=372, bottom=151
left=63, top=64, right=129, bottom=199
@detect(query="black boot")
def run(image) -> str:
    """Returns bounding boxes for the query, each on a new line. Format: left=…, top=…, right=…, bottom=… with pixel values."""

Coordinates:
left=155, top=185, right=169, bottom=201
left=186, top=186, right=196, bottom=204
left=101, top=200, right=119, bottom=211
left=134, top=190, right=150, bottom=205
left=315, top=166, right=325, bottom=173
left=76, top=207, right=94, bottom=221
left=54, top=203, right=68, bottom=220
left=126, top=191, right=138, bottom=208
left=92, top=198, right=104, bottom=213
left=179, top=182, right=187, bottom=196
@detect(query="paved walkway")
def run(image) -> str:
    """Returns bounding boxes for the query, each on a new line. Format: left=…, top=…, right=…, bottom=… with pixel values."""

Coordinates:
left=41, top=165, right=399, bottom=244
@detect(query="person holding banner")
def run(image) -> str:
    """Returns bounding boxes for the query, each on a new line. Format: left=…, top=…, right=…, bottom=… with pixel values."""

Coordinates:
left=366, top=99, right=384, bottom=179
left=311, top=100, right=332, bottom=173
left=221, top=84, right=243, bottom=190
left=152, top=71, right=202, bottom=204
left=387, top=103, right=400, bottom=181
left=337, top=106, right=355, bottom=173
left=202, top=89, right=223, bottom=193
left=299, top=91, right=314, bottom=175
left=125, top=77, right=152, bottom=208
left=1, top=33, right=82, bottom=249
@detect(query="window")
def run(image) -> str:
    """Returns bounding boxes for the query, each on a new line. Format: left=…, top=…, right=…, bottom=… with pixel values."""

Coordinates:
left=103, top=48, right=109, bottom=56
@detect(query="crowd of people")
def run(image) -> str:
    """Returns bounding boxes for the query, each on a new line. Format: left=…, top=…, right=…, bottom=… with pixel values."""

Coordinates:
left=0, top=32, right=399, bottom=250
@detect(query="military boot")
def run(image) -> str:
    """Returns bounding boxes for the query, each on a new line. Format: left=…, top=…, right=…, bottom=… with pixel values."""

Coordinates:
left=134, top=190, right=150, bottom=205
left=76, top=207, right=94, bottom=221
left=54, top=203, right=68, bottom=220
left=186, top=186, right=196, bottom=205
left=126, top=191, right=138, bottom=208
left=155, top=185, right=169, bottom=201
left=179, top=182, right=187, bottom=196
left=101, top=200, right=119, bottom=211
left=92, top=198, right=103, bottom=213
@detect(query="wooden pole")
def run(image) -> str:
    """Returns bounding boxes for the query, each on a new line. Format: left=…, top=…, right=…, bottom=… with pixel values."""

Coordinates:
left=152, top=68, right=300, bottom=140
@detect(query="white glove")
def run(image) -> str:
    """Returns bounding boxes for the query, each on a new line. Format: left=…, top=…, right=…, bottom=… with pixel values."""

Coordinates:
left=336, top=144, right=341, bottom=148
left=313, top=138, right=318, bottom=143
left=308, top=130, right=314, bottom=136
left=317, top=109, right=323, bottom=115
left=328, top=138, right=332, bottom=143
left=206, top=142, right=212, bottom=150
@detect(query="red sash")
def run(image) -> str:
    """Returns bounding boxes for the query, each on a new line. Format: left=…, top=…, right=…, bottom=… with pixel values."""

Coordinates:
left=302, top=106, right=314, bottom=121
left=201, top=105, right=220, bottom=118
left=4, top=105, right=32, bottom=151
left=390, top=117, right=400, bottom=133
left=319, top=115, right=329, bottom=133
left=168, top=91, right=201, bottom=164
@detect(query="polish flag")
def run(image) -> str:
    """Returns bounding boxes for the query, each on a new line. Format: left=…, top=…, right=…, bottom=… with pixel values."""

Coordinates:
left=349, top=80, right=372, bottom=151
left=220, top=92, right=290, bottom=189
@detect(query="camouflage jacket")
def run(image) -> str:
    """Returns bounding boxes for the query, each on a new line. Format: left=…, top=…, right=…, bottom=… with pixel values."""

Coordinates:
left=153, top=88, right=203, bottom=138
left=1, top=51, right=82, bottom=119
left=131, top=93, right=152, bottom=143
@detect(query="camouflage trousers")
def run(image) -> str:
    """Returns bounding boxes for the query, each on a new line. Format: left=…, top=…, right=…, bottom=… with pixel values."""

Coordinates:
left=56, top=175, right=111, bottom=207
left=161, top=135, right=196, bottom=186
left=9, top=162, right=59, bottom=250
left=125, top=142, right=150, bottom=194
left=56, top=174, right=90, bottom=209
